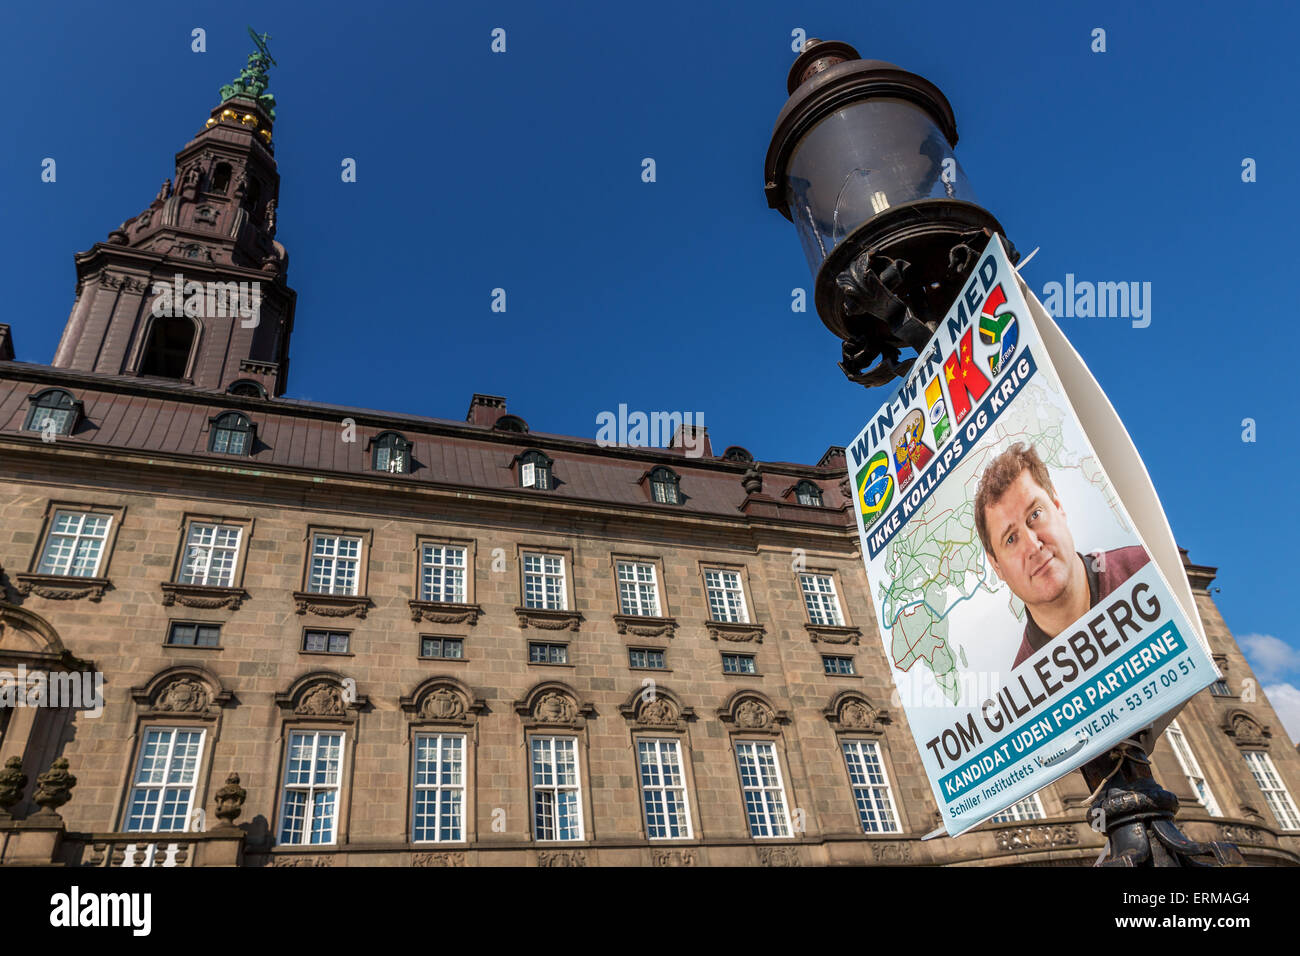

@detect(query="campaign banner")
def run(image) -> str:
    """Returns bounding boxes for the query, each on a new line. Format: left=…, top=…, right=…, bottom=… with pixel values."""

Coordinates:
left=846, top=234, right=1217, bottom=837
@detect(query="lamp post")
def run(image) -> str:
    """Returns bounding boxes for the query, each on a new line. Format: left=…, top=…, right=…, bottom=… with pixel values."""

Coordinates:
left=764, top=40, right=1243, bottom=867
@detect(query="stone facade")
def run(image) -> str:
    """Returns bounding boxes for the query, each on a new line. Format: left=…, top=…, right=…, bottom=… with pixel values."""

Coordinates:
left=0, top=52, right=1297, bottom=868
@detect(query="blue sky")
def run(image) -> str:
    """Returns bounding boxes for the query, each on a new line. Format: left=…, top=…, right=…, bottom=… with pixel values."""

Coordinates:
left=5, top=1, right=1298, bottom=739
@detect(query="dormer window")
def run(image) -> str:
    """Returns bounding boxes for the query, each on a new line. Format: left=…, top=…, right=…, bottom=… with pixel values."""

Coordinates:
left=209, top=412, right=254, bottom=456
left=371, top=432, right=412, bottom=474
left=519, top=450, right=552, bottom=490
left=722, top=446, right=754, bottom=464
left=795, top=480, right=823, bottom=507
left=24, top=389, right=81, bottom=436
left=227, top=379, right=267, bottom=399
left=494, top=415, right=529, bottom=434
left=649, top=467, right=682, bottom=505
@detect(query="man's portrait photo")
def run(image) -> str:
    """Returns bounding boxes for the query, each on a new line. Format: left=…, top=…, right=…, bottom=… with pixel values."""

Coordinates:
left=974, top=442, right=1150, bottom=670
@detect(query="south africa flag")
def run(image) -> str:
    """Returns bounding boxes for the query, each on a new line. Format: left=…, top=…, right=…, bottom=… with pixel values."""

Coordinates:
left=978, top=284, right=1018, bottom=377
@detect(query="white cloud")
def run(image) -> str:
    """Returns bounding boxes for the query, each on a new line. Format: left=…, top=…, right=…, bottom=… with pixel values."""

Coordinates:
left=1263, top=683, right=1300, bottom=749
left=1238, top=633, right=1300, bottom=684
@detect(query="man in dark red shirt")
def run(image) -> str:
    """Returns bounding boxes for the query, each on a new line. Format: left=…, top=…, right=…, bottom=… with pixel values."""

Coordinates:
left=974, top=443, right=1151, bottom=671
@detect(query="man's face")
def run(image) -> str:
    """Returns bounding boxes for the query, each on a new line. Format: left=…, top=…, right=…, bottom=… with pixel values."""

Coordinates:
left=983, top=469, right=1077, bottom=608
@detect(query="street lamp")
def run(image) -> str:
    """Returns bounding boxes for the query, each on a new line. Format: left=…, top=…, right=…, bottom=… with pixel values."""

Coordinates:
left=764, top=39, right=1015, bottom=387
left=764, top=40, right=1243, bottom=867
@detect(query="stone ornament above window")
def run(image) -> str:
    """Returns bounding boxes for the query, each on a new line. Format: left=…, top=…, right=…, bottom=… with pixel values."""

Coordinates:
left=514, top=682, right=594, bottom=729
left=617, top=687, right=694, bottom=731
left=706, top=620, right=765, bottom=644
left=717, top=691, right=788, bottom=731
left=14, top=573, right=111, bottom=603
left=804, top=622, right=862, bottom=645
left=131, top=666, right=232, bottom=716
left=409, top=600, right=481, bottom=625
left=400, top=677, right=485, bottom=726
left=823, top=691, right=890, bottom=734
left=274, top=672, right=368, bottom=720
left=1222, top=709, right=1272, bottom=749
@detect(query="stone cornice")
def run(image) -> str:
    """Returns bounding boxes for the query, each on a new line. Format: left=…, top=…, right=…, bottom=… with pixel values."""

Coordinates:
left=408, top=601, right=482, bottom=626
left=14, top=573, right=111, bottom=603
left=160, top=582, right=248, bottom=610
left=515, top=607, right=583, bottom=632
left=292, top=592, right=371, bottom=619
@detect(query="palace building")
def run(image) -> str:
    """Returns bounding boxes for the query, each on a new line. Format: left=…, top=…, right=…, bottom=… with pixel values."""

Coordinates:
left=0, top=49, right=1297, bottom=868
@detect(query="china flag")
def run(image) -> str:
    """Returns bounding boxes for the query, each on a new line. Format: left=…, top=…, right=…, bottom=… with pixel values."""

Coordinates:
left=942, top=327, right=990, bottom=425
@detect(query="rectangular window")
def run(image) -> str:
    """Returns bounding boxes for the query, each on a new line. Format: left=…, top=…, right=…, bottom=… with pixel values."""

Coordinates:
left=735, top=740, right=791, bottom=838
left=523, top=553, right=566, bottom=610
left=637, top=739, right=692, bottom=839
left=629, top=648, right=667, bottom=670
left=1209, top=680, right=1232, bottom=697
left=842, top=740, right=901, bottom=833
left=166, top=622, right=221, bottom=647
left=529, top=642, right=568, bottom=665
left=38, top=510, right=111, bottom=577
left=420, top=544, right=467, bottom=603
left=308, top=534, right=361, bottom=595
left=987, top=794, right=1045, bottom=824
left=704, top=569, right=748, bottom=623
left=179, top=522, right=242, bottom=587
left=799, top=573, right=844, bottom=626
left=722, top=653, right=756, bottom=674
left=303, top=630, right=350, bottom=654
left=531, top=736, right=583, bottom=841
left=1166, top=719, right=1222, bottom=816
left=1242, top=750, right=1300, bottom=831
left=617, top=561, right=661, bottom=616
left=412, top=734, right=465, bottom=843
left=124, top=727, right=205, bottom=832
left=420, top=637, right=464, bottom=659
left=279, top=731, right=344, bottom=845
left=822, top=655, right=855, bottom=675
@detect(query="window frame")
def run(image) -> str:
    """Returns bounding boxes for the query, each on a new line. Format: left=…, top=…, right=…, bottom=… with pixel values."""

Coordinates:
left=276, top=728, right=347, bottom=847
left=647, top=466, right=682, bottom=505
left=528, top=641, right=570, bottom=666
left=173, top=516, right=251, bottom=588
left=121, top=725, right=208, bottom=834
left=615, top=559, right=662, bottom=617
left=370, top=431, right=413, bottom=474
left=165, top=621, right=223, bottom=649
left=520, top=548, right=570, bottom=611
left=799, top=572, right=846, bottom=627
left=840, top=738, right=903, bottom=833
left=517, top=449, right=554, bottom=490
left=822, top=654, right=856, bottom=675
left=207, top=411, right=255, bottom=456
left=529, top=734, right=585, bottom=842
left=734, top=739, right=793, bottom=839
left=301, top=628, right=352, bottom=656
left=32, top=504, right=123, bottom=579
left=794, top=480, right=824, bottom=507
left=628, top=647, right=668, bottom=671
left=1241, top=749, right=1300, bottom=831
left=302, top=526, right=372, bottom=597
left=23, top=388, right=82, bottom=437
left=419, top=636, right=466, bottom=660
left=721, top=652, right=758, bottom=675
left=1164, top=718, right=1222, bottom=817
left=418, top=539, right=470, bottom=604
left=411, top=732, right=468, bottom=844
left=702, top=565, right=751, bottom=624
left=635, top=737, right=694, bottom=840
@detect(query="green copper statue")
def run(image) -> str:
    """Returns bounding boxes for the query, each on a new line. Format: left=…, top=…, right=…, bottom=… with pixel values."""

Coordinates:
left=218, top=27, right=278, bottom=119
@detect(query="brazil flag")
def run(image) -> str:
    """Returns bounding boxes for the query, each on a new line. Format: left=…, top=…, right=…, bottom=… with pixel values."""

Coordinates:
left=857, top=451, right=894, bottom=528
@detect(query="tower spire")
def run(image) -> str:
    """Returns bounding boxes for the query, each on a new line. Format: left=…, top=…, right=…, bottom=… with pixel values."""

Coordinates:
left=217, top=27, right=278, bottom=120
